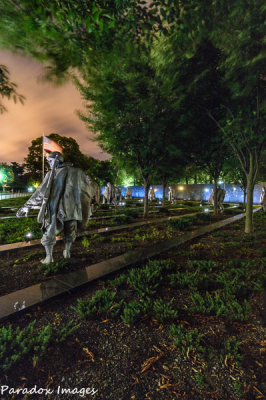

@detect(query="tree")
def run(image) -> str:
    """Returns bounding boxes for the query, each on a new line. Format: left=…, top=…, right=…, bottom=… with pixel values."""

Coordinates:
left=9, top=162, right=27, bottom=190
left=24, top=133, right=95, bottom=180
left=156, top=34, right=230, bottom=215
left=0, top=64, right=24, bottom=113
left=208, top=0, right=266, bottom=232
left=0, top=0, right=162, bottom=80
left=157, top=0, right=265, bottom=224
left=0, top=163, right=14, bottom=189
left=89, top=158, right=119, bottom=186
left=222, top=156, right=248, bottom=207
left=77, top=38, right=187, bottom=216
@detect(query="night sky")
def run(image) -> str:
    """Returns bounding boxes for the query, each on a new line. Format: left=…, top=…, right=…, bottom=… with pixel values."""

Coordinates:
left=0, top=49, right=109, bottom=164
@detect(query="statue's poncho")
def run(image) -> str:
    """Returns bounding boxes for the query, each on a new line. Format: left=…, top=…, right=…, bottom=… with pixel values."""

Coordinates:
left=25, top=165, right=95, bottom=233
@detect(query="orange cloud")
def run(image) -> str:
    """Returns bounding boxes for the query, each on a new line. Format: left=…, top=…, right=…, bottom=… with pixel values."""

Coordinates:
left=0, top=50, right=109, bottom=164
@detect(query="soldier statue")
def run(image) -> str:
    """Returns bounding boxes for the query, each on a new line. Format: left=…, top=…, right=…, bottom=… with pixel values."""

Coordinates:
left=168, top=186, right=173, bottom=203
left=16, top=151, right=99, bottom=264
left=148, top=187, right=155, bottom=201
left=113, top=184, right=122, bottom=206
left=208, top=186, right=226, bottom=212
left=260, top=187, right=266, bottom=212
left=125, top=187, right=132, bottom=200
left=103, top=182, right=112, bottom=204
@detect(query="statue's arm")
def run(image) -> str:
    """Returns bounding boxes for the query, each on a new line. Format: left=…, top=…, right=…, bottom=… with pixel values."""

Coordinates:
left=24, top=173, right=51, bottom=209
left=16, top=173, right=51, bottom=217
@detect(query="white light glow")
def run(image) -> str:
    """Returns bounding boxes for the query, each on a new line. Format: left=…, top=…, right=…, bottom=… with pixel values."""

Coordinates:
left=25, top=232, right=32, bottom=240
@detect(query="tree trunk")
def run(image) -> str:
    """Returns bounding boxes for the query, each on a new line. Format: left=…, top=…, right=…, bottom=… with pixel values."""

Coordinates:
left=214, top=179, right=218, bottom=217
left=243, top=186, right=247, bottom=210
left=162, top=179, right=167, bottom=207
left=194, top=175, right=197, bottom=184
left=143, top=178, right=150, bottom=218
left=245, top=175, right=254, bottom=233
left=185, top=177, right=189, bottom=185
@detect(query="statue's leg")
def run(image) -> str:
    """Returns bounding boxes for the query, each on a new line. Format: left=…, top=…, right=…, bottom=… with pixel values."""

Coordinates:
left=41, top=227, right=56, bottom=264
left=41, top=245, right=54, bottom=264
left=63, top=220, right=77, bottom=259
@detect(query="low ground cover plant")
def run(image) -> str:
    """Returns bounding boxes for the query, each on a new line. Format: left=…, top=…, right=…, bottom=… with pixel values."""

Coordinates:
left=72, top=288, right=117, bottom=318
left=0, top=320, right=79, bottom=373
left=190, top=290, right=251, bottom=321
left=0, top=196, right=30, bottom=209
left=1, top=210, right=265, bottom=399
left=0, top=217, right=41, bottom=244
left=38, top=259, right=68, bottom=276
left=168, top=215, right=197, bottom=230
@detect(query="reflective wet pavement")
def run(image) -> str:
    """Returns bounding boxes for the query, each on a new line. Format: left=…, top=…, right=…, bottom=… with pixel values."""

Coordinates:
left=0, top=210, right=258, bottom=322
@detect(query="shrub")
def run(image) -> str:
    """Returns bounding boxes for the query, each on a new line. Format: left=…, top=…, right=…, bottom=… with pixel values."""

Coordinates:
left=224, top=336, right=243, bottom=367
left=188, top=259, right=220, bottom=272
left=147, top=259, right=175, bottom=272
left=112, top=215, right=132, bottom=225
left=190, top=291, right=251, bottom=321
left=38, top=259, right=68, bottom=276
left=169, top=324, right=205, bottom=358
left=158, top=207, right=169, bottom=214
left=123, top=209, right=139, bottom=219
left=81, top=237, right=90, bottom=248
left=224, top=208, right=243, bottom=215
left=152, top=298, right=178, bottom=322
left=0, top=320, right=79, bottom=372
left=0, top=217, right=42, bottom=244
left=90, top=233, right=105, bottom=242
left=121, top=299, right=149, bottom=325
left=127, top=264, right=163, bottom=297
left=111, top=236, right=128, bottom=243
left=109, top=273, right=127, bottom=288
left=72, top=289, right=116, bottom=318
left=98, top=203, right=110, bottom=210
left=196, top=212, right=212, bottom=221
left=169, top=270, right=208, bottom=290
left=168, top=216, right=197, bottom=230
left=134, top=227, right=161, bottom=242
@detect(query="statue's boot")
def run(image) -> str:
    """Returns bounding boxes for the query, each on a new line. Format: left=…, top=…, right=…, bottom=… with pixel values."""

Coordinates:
left=41, top=245, right=54, bottom=264
left=63, top=241, right=72, bottom=259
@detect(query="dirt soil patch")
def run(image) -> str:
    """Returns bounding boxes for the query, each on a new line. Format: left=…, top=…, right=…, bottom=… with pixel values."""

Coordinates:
left=0, top=211, right=265, bottom=400
left=1, top=213, right=229, bottom=296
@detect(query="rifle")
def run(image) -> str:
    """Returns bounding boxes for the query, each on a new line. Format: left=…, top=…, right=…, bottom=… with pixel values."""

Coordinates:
left=37, top=154, right=58, bottom=224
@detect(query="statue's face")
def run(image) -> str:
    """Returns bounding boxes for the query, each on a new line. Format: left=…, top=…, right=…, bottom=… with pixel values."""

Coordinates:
left=47, top=157, right=56, bottom=169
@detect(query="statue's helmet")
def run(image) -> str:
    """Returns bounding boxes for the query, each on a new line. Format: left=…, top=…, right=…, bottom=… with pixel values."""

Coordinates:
left=47, top=151, right=64, bottom=163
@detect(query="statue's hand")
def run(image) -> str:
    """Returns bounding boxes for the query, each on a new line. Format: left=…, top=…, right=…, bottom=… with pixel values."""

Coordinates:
left=16, top=207, right=29, bottom=218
